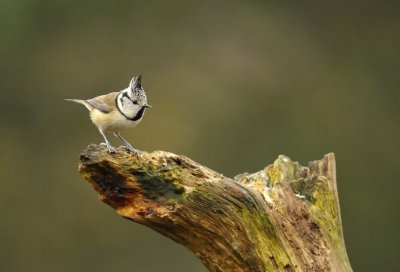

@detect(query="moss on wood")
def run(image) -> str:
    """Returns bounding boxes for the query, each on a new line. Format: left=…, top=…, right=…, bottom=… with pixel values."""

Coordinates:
left=78, top=145, right=352, bottom=272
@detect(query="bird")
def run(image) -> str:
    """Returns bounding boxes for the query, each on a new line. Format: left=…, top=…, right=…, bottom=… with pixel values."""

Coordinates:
left=65, top=75, right=151, bottom=154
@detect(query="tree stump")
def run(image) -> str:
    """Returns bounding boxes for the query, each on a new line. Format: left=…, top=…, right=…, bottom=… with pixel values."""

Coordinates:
left=78, top=144, right=352, bottom=272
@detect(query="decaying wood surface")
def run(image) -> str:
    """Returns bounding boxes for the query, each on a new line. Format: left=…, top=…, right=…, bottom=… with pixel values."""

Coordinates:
left=79, top=144, right=352, bottom=272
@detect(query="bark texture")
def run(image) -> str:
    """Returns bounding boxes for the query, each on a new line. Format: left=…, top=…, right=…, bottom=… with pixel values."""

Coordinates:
left=79, top=144, right=352, bottom=272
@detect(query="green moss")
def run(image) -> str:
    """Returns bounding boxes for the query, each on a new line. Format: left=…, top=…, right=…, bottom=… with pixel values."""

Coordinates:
left=266, top=155, right=296, bottom=185
left=307, top=177, right=342, bottom=247
left=240, top=207, right=293, bottom=270
left=287, top=173, right=345, bottom=260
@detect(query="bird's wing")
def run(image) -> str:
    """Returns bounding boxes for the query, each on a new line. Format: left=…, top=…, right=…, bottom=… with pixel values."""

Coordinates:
left=86, top=92, right=119, bottom=113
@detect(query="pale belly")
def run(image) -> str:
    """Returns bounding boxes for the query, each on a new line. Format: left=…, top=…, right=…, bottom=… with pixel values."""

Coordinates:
left=90, top=109, right=140, bottom=132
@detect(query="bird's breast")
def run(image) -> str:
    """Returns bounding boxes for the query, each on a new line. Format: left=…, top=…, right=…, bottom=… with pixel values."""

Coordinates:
left=90, top=109, right=141, bottom=132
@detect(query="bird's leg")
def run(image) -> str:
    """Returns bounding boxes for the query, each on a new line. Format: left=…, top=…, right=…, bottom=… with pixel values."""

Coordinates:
left=99, top=129, right=116, bottom=153
left=114, top=132, right=139, bottom=155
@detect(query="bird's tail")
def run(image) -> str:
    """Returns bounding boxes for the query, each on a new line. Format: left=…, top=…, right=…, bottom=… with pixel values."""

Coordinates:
left=65, top=99, right=92, bottom=111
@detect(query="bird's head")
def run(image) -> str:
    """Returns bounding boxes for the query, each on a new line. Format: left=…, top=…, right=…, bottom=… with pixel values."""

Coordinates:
left=117, top=75, right=151, bottom=119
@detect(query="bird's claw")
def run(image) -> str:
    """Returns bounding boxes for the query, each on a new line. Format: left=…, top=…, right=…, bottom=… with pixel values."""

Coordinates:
left=125, top=144, right=140, bottom=156
left=100, top=142, right=117, bottom=153
left=107, top=146, right=117, bottom=153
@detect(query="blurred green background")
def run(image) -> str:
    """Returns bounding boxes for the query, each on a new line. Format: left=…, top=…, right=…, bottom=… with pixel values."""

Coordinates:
left=1, top=1, right=398, bottom=271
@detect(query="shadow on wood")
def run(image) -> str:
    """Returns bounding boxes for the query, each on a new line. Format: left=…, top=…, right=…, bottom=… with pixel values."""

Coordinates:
left=78, top=144, right=352, bottom=272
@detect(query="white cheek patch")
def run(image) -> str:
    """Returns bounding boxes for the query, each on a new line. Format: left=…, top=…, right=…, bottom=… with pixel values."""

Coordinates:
left=117, top=94, right=142, bottom=120
left=116, top=88, right=148, bottom=121
left=121, top=97, right=134, bottom=111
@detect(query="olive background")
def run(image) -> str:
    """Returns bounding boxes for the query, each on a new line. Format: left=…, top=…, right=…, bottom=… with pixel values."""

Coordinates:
left=1, top=1, right=399, bottom=271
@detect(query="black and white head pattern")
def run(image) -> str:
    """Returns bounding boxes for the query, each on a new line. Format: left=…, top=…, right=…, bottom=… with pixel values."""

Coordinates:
left=116, top=75, right=149, bottom=121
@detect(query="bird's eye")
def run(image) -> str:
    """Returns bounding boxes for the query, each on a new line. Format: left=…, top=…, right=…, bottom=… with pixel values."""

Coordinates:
left=133, top=100, right=138, bottom=105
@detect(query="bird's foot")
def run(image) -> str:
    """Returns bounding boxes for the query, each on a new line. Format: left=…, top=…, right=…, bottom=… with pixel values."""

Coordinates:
left=107, top=146, right=117, bottom=154
left=100, top=142, right=117, bottom=153
left=125, top=144, right=140, bottom=156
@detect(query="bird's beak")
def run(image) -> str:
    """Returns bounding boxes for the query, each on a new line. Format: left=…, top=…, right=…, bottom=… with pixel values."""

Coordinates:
left=144, top=104, right=152, bottom=108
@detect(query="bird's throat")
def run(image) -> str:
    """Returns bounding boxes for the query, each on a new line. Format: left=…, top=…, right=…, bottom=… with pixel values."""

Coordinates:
left=131, top=106, right=146, bottom=121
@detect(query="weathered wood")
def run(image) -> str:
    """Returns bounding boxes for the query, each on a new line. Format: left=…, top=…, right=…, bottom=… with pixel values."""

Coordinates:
left=79, top=144, right=352, bottom=272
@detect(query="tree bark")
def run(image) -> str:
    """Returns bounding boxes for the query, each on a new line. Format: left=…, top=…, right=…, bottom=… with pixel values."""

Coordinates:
left=79, top=144, right=352, bottom=272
